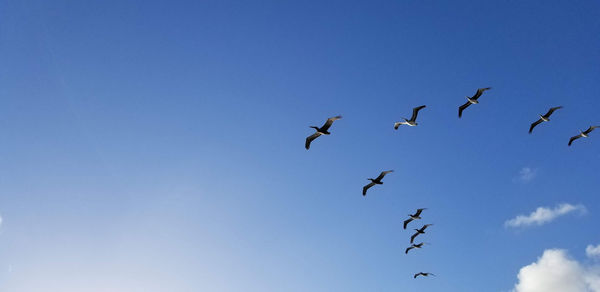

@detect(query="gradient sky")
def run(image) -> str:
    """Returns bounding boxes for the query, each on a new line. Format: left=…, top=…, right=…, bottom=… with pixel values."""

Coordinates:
left=1, top=0, right=600, bottom=291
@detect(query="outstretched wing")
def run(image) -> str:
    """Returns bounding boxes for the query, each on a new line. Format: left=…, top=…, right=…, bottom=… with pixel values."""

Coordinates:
left=472, top=87, right=491, bottom=100
left=569, top=134, right=582, bottom=146
left=529, top=119, right=543, bottom=134
left=375, top=170, right=394, bottom=181
left=394, top=122, right=402, bottom=130
left=362, top=182, right=376, bottom=196
left=403, top=218, right=413, bottom=229
left=583, top=126, right=599, bottom=135
left=458, top=101, right=471, bottom=118
left=414, top=208, right=426, bottom=217
left=414, top=273, right=420, bottom=279
left=410, top=232, right=419, bottom=244
left=405, top=246, right=414, bottom=254
left=543, top=106, right=563, bottom=118
left=410, top=105, right=427, bottom=121
left=305, top=132, right=321, bottom=150
left=421, top=224, right=433, bottom=231
left=321, top=115, right=342, bottom=131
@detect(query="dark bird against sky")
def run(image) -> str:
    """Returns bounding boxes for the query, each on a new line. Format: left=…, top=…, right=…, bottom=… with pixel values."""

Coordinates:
left=413, top=272, right=435, bottom=279
left=305, top=115, right=342, bottom=150
left=405, top=242, right=426, bottom=254
left=410, top=224, right=433, bottom=243
left=458, top=87, right=491, bottom=118
left=569, top=126, right=599, bottom=146
left=529, top=106, right=563, bottom=134
left=362, top=170, right=394, bottom=196
left=403, top=208, right=426, bottom=229
left=394, top=105, right=426, bottom=129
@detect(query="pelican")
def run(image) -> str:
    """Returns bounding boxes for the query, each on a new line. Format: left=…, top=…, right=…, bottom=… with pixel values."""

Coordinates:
left=362, top=170, right=394, bottom=196
left=414, top=272, right=435, bottom=279
left=529, top=106, right=563, bottom=134
left=394, top=105, right=426, bottom=129
left=569, top=126, right=599, bottom=146
left=403, top=208, right=426, bottom=229
left=410, top=224, right=433, bottom=243
left=305, top=115, right=342, bottom=150
left=405, top=242, right=427, bottom=254
left=458, top=87, right=491, bottom=118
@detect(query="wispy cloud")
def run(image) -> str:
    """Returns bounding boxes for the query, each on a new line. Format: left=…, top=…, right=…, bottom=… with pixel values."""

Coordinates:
left=512, top=248, right=600, bottom=292
left=505, top=203, right=586, bottom=228
left=587, top=245, right=600, bottom=260
left=515, top=167, right=537, bottom=183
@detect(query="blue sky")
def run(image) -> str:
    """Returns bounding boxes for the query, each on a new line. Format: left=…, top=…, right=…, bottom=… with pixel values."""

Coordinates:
left=1, top=0, right=600, bottom=291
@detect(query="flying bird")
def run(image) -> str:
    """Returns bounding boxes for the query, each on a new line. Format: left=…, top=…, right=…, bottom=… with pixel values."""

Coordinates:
left=394, top=105, right=426, bottom=129
left=410, top=224, right=433, bottom=243
left=529, top=106, right=563, bottom=134
left=458, top=87, right=491, bottom=118
left=362, top=170, right=394, bottom=196
left=569, top=126, right=599, bottom=146
left=403, top=208, right=426, bottom=229
left=405, top=242, right=426, bottom=254
left=305, top=115, right=342, bottom=150
left=414, top=272, right=435, bottom=279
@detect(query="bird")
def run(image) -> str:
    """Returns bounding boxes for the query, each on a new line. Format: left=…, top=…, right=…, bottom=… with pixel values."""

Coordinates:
left=529, top=106, right=563, bottom=134
left=403, top=208, right=427, bottom=229
left=394, top=105, right=426, bottom=129
left=458, top=87, right=491, bottom=118
left=414, top=272, right=435, bottom=279
left=405, top=242, right=427, bottom=254
left=305, top=115, right=342, bottom=150
left=410, top=224, right=433, bottom=243
left=362, top=170, right=394, bottom=196
left=569, top=126, right=599, bottom=146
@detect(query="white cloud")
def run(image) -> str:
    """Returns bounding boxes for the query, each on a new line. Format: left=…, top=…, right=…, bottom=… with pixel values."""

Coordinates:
left=512, top=249, right=600, bottom=292
left=505, top=203, right=586, bottom=228
left=587, top=245, right=600, bottom=260
left=515, top=167, right=537, bottom=183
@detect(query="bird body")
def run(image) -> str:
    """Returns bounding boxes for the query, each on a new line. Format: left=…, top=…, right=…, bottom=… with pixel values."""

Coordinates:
left=467, top=97, right=479, bottom=104
left=569, top=126, right=599, bottom=146
left=394, top=105, right=426, bottom=129
left=305, top=116, right=342, bottom=150
left=362, top=170, right=393, bottom=196
left=529, top=106, right=563, bottom=134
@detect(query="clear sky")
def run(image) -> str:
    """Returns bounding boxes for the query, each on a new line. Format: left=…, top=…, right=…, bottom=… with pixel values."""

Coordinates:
left=1, top=0, right=600, bottom=291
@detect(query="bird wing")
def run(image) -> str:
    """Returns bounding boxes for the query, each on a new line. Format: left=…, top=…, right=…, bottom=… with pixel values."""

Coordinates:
left=410, top=105, right=426, bottom=121
left=569, top=134, right=582, bottom=146
left=410, top=232, right=419, bottom=243
left=583, top=126, right=599, bottom=135
left=414, top=273, right=420, bottom=279
left=362, top=182, right=376, bottom=196
left=458, top=101, right=471, bottom=118
left=529, top=119, right=543, bottom=134
left=414, top=208, right=426, bottom=217
left=472, top=87, right=491, bottom=100
left=421, top=224, right=433, bottom=231
left=543, top=106, right=563, bottom=118
left=375, top=170, right=394, bottom=181
left=305, top=132, right=321, bottom=150
left=394, top=122, right=402, bottom=130
left=403, top=218, right=413, bottom=229
left=321, top=115, right=342, bottom=131
left=405, top=246, right=414, bottom=254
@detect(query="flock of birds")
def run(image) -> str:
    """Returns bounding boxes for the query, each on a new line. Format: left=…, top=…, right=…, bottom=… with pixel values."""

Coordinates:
left=304, top=87, right=598, bottom=279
